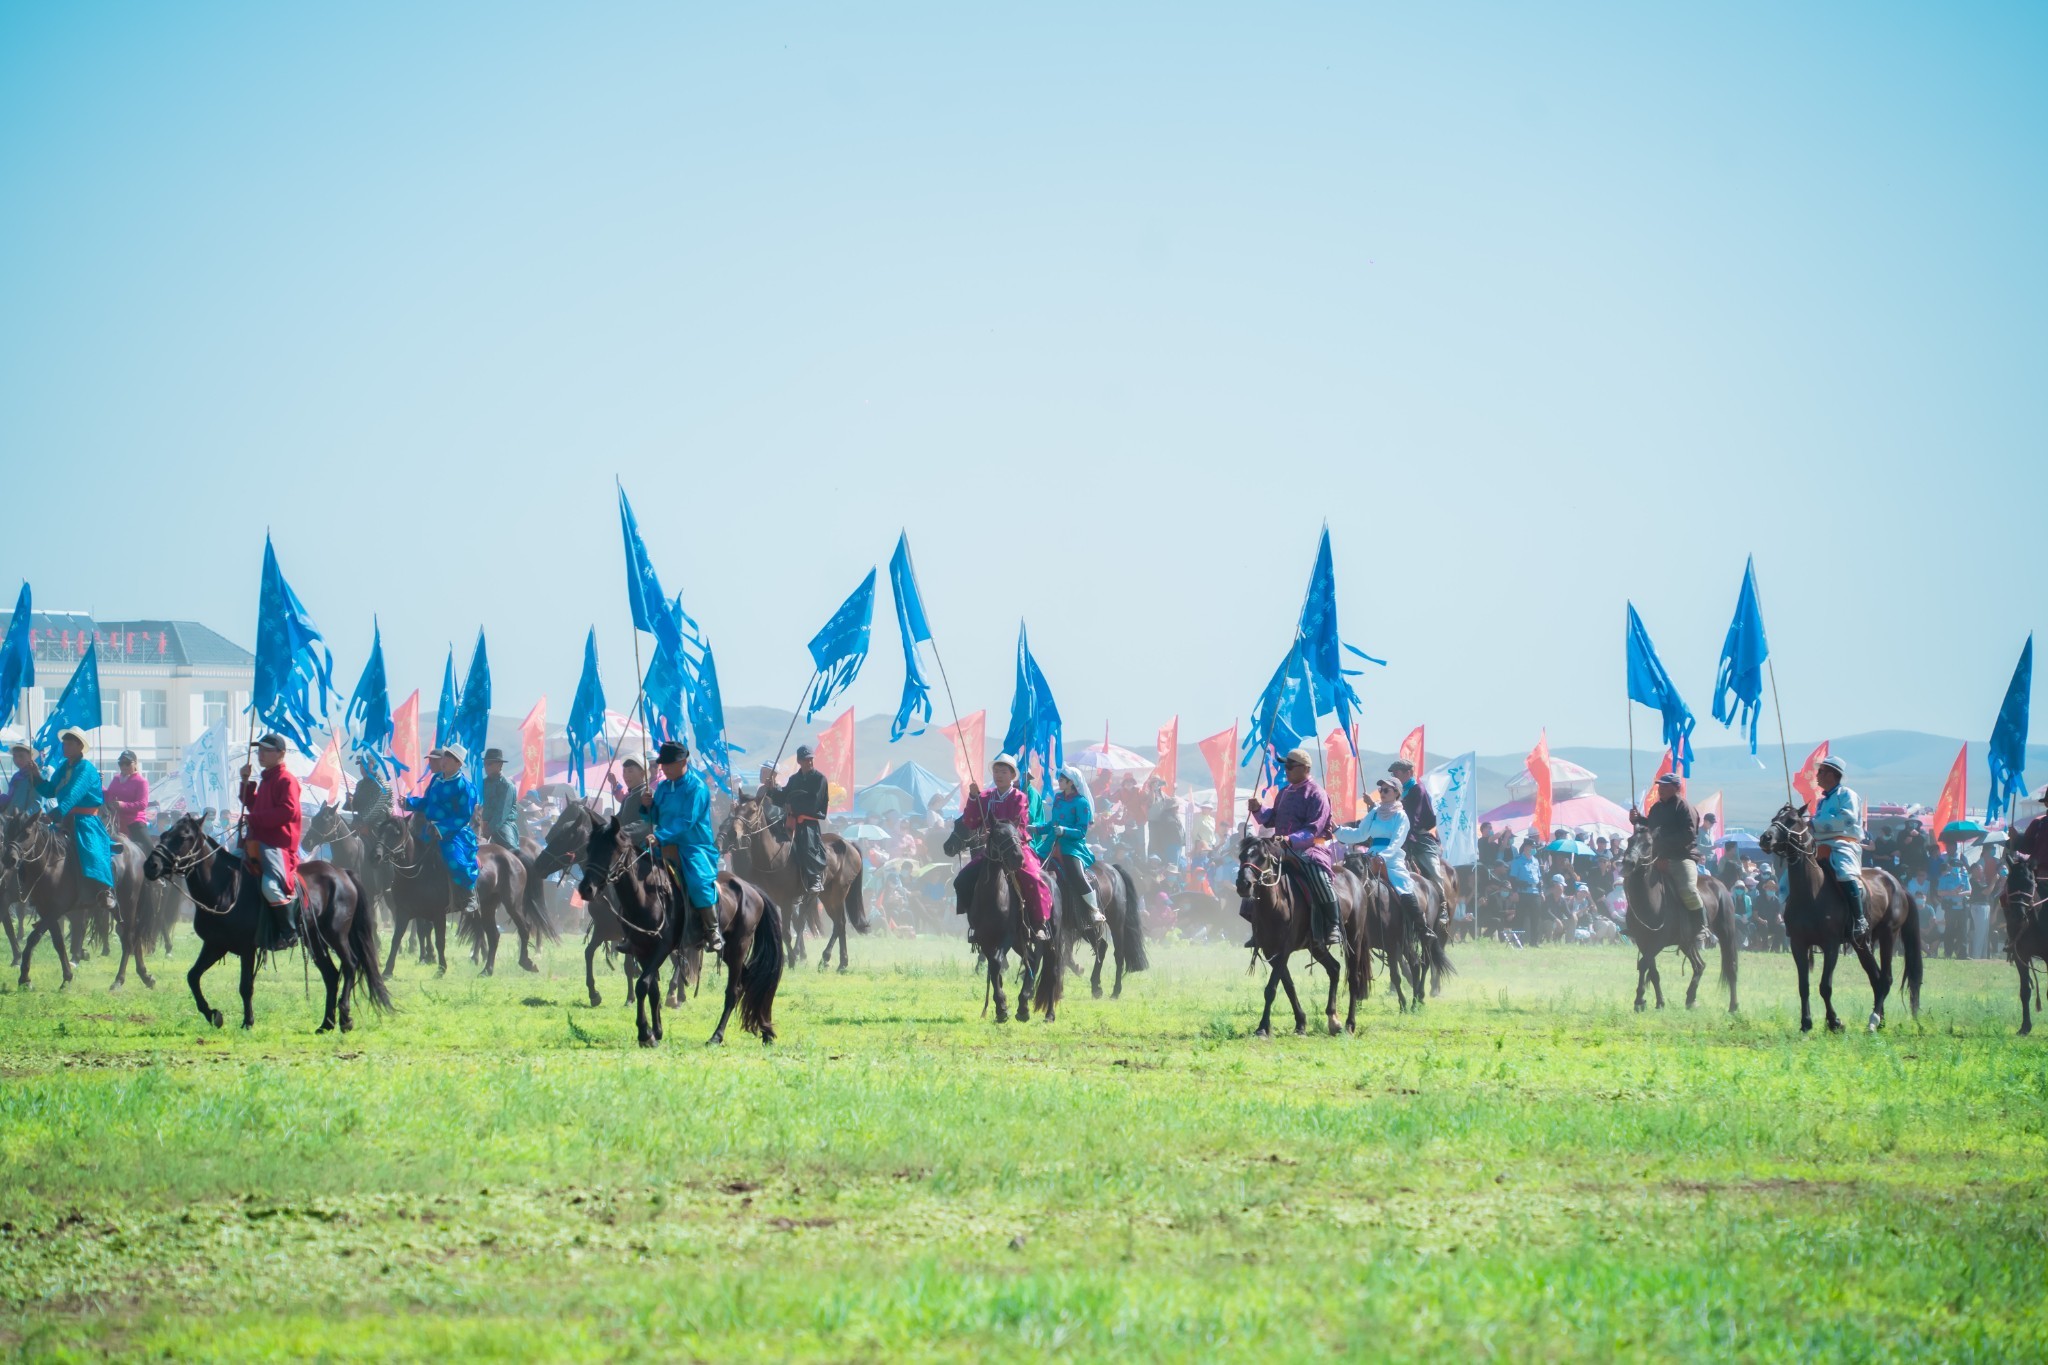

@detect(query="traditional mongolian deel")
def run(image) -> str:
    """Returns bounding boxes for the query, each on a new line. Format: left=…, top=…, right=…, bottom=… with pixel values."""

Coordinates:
left=36, top=751, right=112, bottom=890
left=407, top=769, right=479, bottom=889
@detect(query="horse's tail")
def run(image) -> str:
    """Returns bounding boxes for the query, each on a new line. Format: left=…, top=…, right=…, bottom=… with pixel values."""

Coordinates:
left=343, top=870, right=394, bottom=1013
left=1424, top=885, right=1457, bottom=984
left=1714, top=885, right=1740, bottom=1008
left=844, top=856, right=872, bottom=935
left=740, top=888, right=783, bottom=1041
left=1032, top=914, right=1063, bottom=1016
left=519, top=852, right=560, bottom=943
left=1900, top=885, right=1925, bottom=1012
left=1111, top=864, right=1148, bottom=973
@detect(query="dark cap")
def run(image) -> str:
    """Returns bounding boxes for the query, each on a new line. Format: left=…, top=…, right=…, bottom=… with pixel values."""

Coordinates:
left=256, top=733, right=288, bottom=754
left=1387, top=758, right=1415, bottom=774
left=483, top=748, right=506, bottom=763
left=657, top=740, right=688, bottom=764
left=1374, top=776, right=1401, bottom=795
left=1655, top=772, right=1682, bottom=787
left=795, top=744, right=814, bottom=761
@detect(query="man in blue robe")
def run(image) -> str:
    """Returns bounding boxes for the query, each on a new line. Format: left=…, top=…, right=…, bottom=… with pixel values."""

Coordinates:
left=29, top=727, right=116, bottom=915
left=405, top=744, right=480, bottom=918
left=7, top=740, right=44, bottom=816
left=637, top=740, right=721, bottom=953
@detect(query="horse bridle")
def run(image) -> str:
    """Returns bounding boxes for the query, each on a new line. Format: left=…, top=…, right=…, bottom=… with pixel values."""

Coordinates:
left=1239, top=837, right=1283, bottom=890
left=151, top=823, right=240, bottom=915
left=588, top=834, right=668, bottom=939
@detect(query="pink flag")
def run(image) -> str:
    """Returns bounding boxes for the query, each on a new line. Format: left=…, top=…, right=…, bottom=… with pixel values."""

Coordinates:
left=1526, top=730, right=1553, bottom=841
left=815, top=708, right=856, bottom=813
left=1932, top=743, right=1967, bottom=845
left=518, top=698, right=547, bottom=798
left=1697, top=791, right=1725, bottom=850
left=1199, top=723, right=1238, bottom=833
left=1324, top=727, right=1359, bottom=825
left=1793, top=740, right=1830, bottom=811
left=305, top=732, right=346, bottom=804
left=1156, top=716, right=1179, bottom=796
left=939, top=710, right=985, bottom=793
left=391, top=689, right=422, bottom=801
left=1398, top=725, right=1425, bottom=778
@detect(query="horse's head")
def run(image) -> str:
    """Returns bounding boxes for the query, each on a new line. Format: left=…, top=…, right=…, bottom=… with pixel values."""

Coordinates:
left=300, top=804, right=341, bottom=852
left=982, top=819, right=1025, bottom=872
left=0, top=809, right=35, bottom=872
left=1757, top=802, right=1813, bottom=861
left=144, top=813, right=214, bottom=882
left=720, top=791, right=767, bottom=856
left=579, top=815, right=623, bottom=903
left=941, top=812, right=977, bottom=860
left=533, top=800, right=595, bottom=879
left=1236, top=833, right=1281, bottom=898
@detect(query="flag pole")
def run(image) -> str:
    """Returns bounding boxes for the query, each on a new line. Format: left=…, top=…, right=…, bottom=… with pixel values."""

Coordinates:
left=1747, top=564, right=1795, bottom=803
left=771, top=672, right=819, bottom=769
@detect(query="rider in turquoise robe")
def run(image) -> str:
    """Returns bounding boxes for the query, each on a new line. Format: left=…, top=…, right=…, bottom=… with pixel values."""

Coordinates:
left=1033, top=765, right=1106, bottom=927
left=33, top=731, right=114, bottom=905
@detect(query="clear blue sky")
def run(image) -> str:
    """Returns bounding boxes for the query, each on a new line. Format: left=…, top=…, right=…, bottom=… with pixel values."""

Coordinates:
left=2, top=2, right=2042, bottom=756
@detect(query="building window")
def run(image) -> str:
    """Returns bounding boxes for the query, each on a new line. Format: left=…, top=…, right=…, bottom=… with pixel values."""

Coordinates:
left=43, top=686, right=62, bottom=716
left=140, top=690, right=169, bottom=729
left=101, top=689, right=122, bottom=730
left=202, top=691, right=230, bottom=728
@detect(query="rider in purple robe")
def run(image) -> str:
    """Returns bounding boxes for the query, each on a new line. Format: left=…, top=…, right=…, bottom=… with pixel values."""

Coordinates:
left=1246, top=748, right=1341, bottom=946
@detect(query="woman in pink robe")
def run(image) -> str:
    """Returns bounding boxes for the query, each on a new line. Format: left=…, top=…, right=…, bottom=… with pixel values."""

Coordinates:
left=961, top=754, right=1053, bottom=932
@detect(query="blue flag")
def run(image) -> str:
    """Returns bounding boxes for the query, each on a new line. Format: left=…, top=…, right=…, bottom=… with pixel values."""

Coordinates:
left=345, top=618, right=402, bottom=779
left=1296, top=528, right=1376, bottom=749
left=35, top=641, right=101, bottom=764
left=0, top=581, right=33, bottom=732
left=1241, top=640, right=1318, bottom=780
left=435, top=648, right=460, bottom=747
left=250, top=535, right=339, bottom=756
left=688, top=636, right=738, bottom=793
left=1626, top=603, right=1696, bottom=777
left=565, top=628, right=607, bottom=796
left=455, top=631, right=492, bottom=781
left=888, top=533, right=934, bottom=741
left=1987, top=634, right=2033, bottom=821
left=642, top=600, right=690, bottom=745
left=1000, top=621, right=1064, bottom=782
left=1712, top=556, right=1770, bottom=757
left=804, top=569, right=877, bottom=722
left=619, top=482, right=687, bottom=663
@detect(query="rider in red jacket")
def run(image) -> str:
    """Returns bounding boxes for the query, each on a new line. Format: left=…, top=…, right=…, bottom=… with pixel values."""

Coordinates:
left=240, top=733, right=304, bottom=949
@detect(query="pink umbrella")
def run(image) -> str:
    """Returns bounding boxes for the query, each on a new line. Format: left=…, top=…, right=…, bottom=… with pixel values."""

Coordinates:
left=1478, top=791, right=1635, bottom=839
left=1068, top=743, right=1155, bottom=774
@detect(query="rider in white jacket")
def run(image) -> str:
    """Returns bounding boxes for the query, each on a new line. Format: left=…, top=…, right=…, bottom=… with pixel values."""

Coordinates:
left=1810, top=755, right=1869, bottom=941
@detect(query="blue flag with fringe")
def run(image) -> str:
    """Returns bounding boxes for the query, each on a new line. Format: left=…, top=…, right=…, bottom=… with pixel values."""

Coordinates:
left=1297, top=528, right=1379, bottom=749
left=1626, top=603, right=1695, bottom=777
left=1000, top=621, right=1064, bottom=782
left=888, top=533, right=934, bottom=741
left=565, top=628, right=607, bottom=795
left=804, top=569, right=876, bottom=722
left=0, top=581, right=32, bottom=731
left=688, top=636, right=738, bottom=793
left=1712, top=556, right=1770, bottom=757
left=250, top=535, right=339, bottom=756
left=1987, top=634, right=2032, bottom=821
left=344, top=618, right=402, bottom=779
left=1241, top=640, right=1318, bottom=780
left=619, top=482, right=686, bottom=663
left=455, top=632, right=492, bottom=781
left=642, top=599, right=690, bottom=745
left=35, top=641, right=101, bottom=764
left=435, top=649, right=460, bottom=748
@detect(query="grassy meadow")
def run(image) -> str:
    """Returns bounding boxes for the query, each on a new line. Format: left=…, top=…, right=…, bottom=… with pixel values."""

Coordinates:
left=1, top=925, right=2043, bottom=1362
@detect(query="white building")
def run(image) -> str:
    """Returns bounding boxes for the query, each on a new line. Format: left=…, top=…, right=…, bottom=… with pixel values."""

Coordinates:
left=2, top=610, right=255, bottom=785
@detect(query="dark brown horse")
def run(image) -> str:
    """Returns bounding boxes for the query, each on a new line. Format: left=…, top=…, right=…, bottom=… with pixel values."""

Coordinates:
left=1759, top=802, right=1922, bottom=1032
left=371, top=813, right=554, bottom=976
left=1618, top=828, right=1740, bottom=1012
left=2, top=809, right=154, bottom=991
left=1045, top=853, right=1148, bottom=998
left=1236, top=835, right=1345, bottom=1036
left=143, top=814, right=392, bottom=1031
left=1338, top=850, right=1426, bottom=1015
left=301, top=803, right=367, bottom=876
left=719, top=789, right=869, bottom=971
left=577, top=815, right=783, bottom=1046
left=2000, top=848, right=2047, bottom=1035
left=531, top=799, right=700, bottom=1009
left=943, top=814, right=1061, bottom=1024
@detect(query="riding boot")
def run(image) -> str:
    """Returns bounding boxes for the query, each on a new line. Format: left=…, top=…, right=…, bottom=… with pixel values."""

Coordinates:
left=1843, top=874, right=1870, bottom=943
left=1079, top=887, right=1107, bottom=927
left=698, top=899, right=724, bottom=956
left=1402, top=892, right=1435, bottom=942
left=1313, top=893, right=1341, bottom=948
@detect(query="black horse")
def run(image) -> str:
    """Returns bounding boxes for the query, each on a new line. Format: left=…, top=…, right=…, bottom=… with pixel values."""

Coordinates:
left=577, top=815, right=783, bottom=1046
left=143, top=813, right=392, bottom=1031
left=1045, top=853, right=1148, bottom=998
left=1759, top=802, right=1922, bottom=1032
left=531, top=799, right=701, bottom=1009
left=2000, top=848, right=2047, bottom=1035
left=371, top=813, right=554, bottom=976
left=3, top=809, right=153, bottom=991
left=1236, top=835, right=1347, bottom=1036
left=1338, top=849, right=1429, bottom=1014
left=1618, top=828, right=1740, bottom=1012
left=943, top=814, right=1061, bottom=1024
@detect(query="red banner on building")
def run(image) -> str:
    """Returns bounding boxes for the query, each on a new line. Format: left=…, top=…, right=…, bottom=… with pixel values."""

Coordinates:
left=518, top=697, right=547, bottom=798
left=1156, top=716, right=1179, bottom=796
left=815, top=708, right=856, bottom=813
left=1526, top=729, right=1553, bottom=841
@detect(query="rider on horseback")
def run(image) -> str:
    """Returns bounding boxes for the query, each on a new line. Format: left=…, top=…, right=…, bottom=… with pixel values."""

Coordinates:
left=477, top=748, right=520, bottom=849
left=957, top=754, right=1055, bottom=941
left=1629, top=772, right=1707, bottom=941
left=405, top=744, right=480, bottom=924
left=23, top=728, right=116, bottom=919
left=1032, top=765, right=1108, bottom=929
left=6, top=740, right=44, bottom=815
left=1358, top=777, right=1437, bottom=941
left=1811, top=755, right=1869, bottom=942
left=636, top=739, right=721, bottom=955
left=1386, top=758, right=1446, bottom=900
left=346, top=756, right=389, bottom=833
left=1246, top=749, right=1341, bottom=947
left=239, top=732, right=303, bottom=951
left=780, top=745, right=831, bottom=915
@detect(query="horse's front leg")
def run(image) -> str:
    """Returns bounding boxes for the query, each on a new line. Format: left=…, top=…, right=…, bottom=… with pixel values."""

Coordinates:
left=187, top=939, right=228, bottom=1027
left=1255, top=957, right=1280, bottom=1037
left=990, top=954, right=1009, bottom=1025
left=1819, top=942, right=1844, bottom=1032
left=1861, top=934, right=1892, bottom=1031
left=1794, top=945, right=1814, bottom=1031
left=17, top=915, right=48, bottom=987
left=2019, top=956, right=2035, bottom=1036
left=1089, top=931, right=1107, bottom=999
left=1634, top=949, right=1652, bottom=1012
left=1684, top=946, right=1705, bottom=1009
left=434, top=916, right=448, bottom=976
left=584, top=930, right=603, bottom=1007
left=1308, top=942, right=1342, bottom=1035
left=1277, top=959, right=1307, bottom=1034
left=237, top=949, right=257, bottom=1029
left=383, top=909, right=407, bottom=978
left=314, top=941, right=342, bottom=1032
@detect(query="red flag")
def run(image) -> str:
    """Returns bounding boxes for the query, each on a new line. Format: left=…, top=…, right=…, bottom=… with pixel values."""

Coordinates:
left=1643, top=747, right=1687, bottom=809
left=1526, top=730, right=1553, bottom=841
left=305, top=732, right=346, bottom=804
left=1199, top=723, right=1238, bottom=834
left=1398, top=725, right=1425, bottom=778
left=518, top=697, right=547, bottom=798
left=1697, top=791, right=1724, bottom=850
left=1324, top=727, right=1359, bottom=825
left=1792, top=740, right=1830, bottom=811
left=815, top=708, right=856, bottom=814
left=1156, top=716, right=1179, bottom=795
left=1932, top=743, right=1968, bottom=845
left=938, top=710, right=985, bottom=794
left=391, top=689, right=422, bottom=801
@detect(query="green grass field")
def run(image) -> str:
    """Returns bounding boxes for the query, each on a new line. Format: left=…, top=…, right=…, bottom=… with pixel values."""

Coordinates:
left=1, top=928, right=2043, bottom=1362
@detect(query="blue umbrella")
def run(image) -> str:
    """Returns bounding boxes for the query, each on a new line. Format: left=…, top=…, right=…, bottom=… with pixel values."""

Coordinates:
left=1545, top=838, right=1597, bottom=857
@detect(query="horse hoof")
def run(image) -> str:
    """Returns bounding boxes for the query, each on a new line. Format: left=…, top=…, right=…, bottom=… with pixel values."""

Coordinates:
left=1868, top=1012, right=1883, bottom=1032
left=436, top=967, right=447, bottom=978
left=240, top=1020, right=254, bottom=1031
left=317, top=1021, right=335, bottom=1033
left=1800, top=1018, right=1813, bottom=1033
left=2019, top=1023, right=2032, bottom=1036
left=1827, top=1019, right=1844, bottom=1034
left=1633, top=1000, right=1645, bottom=1013
left=1326, top=1019, right=1341, bottom=1037
left=1091, top=986, right=1103, bottom=999
left=109, top=980, right=124, bottom=993
left=340, top=1018, right=354, bottom=1033
left=707, top=1032, right=725, bottom=1046
left=520, top=961, right=538, bottom=974
left=818, top=958, right=830, bottom=974
left=589, top=992, right=603, bottom=1008
left=208, top=1010, right=224, bottom=1029
left=837, top=963, right=849, bottom=975
left=638, top=1036, right=656, bottom=1048
left=1293, top=1023, right=1307, bottom=1036
left=1254, top=1026, right=1271, bottom=1038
